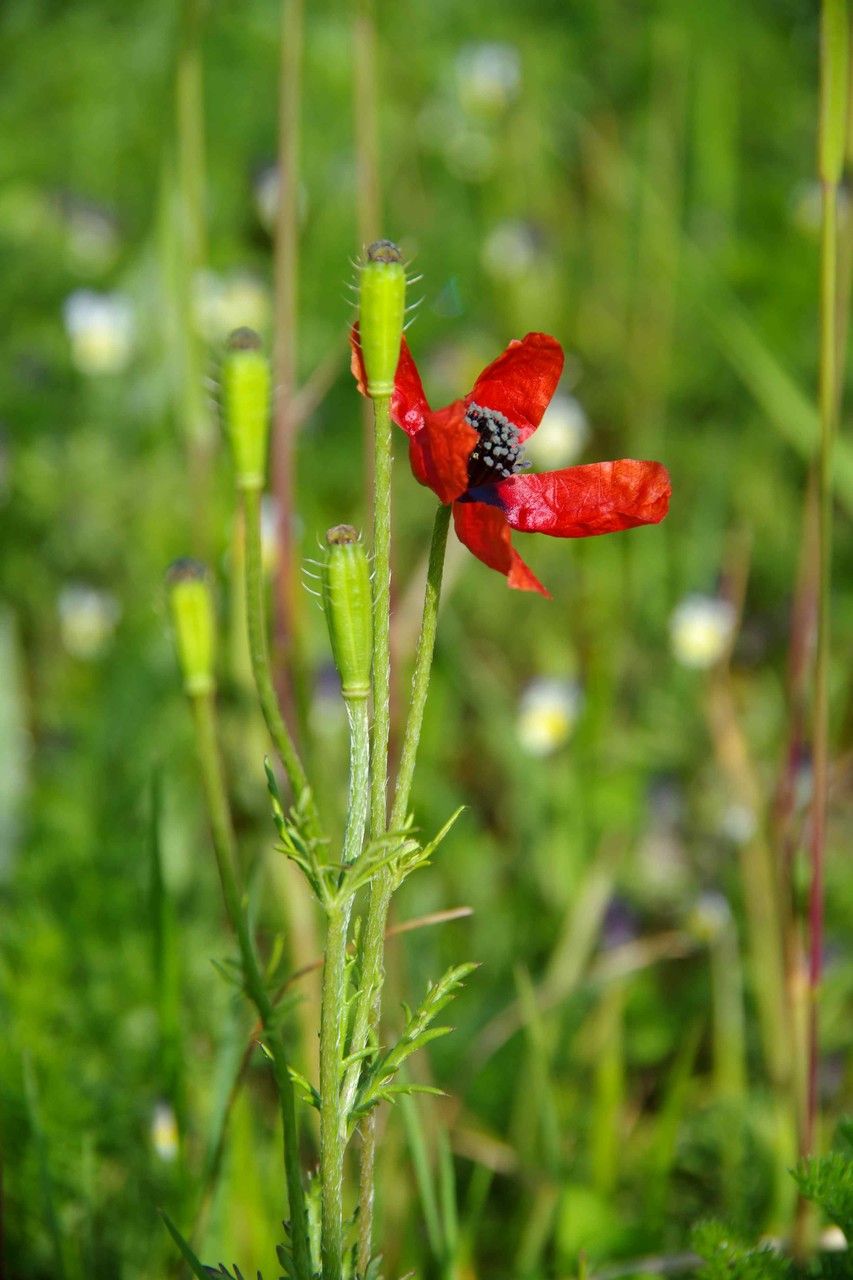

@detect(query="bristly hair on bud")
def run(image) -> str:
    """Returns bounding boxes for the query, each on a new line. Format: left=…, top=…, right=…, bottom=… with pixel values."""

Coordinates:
left=358, top=239, right=407, bottom=399
left=320, top=526, right=372, bottom=701
left=221, top=328, right=270, bottom=489
left=166, top=558, right=216, bottom=697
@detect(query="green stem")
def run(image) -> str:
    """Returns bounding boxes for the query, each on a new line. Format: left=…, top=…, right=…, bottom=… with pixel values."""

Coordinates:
left=242, top=485, right=322, bottom=842
left=320, top=905, right=348, bottom=1280
left=805, top=0, right=848, bottom=1164
left=353, top=0, right=381, bottom=246
left=344, top=698, right=372, bottom=869
left=189, top=691, right=311, bottom=1280
left=341, top=876, right=390, bottom=1123
left=369, top=394, right=393, bottom=841
left=272, top=0, right=303, bottom=662
left=349, top=503, right=451, bottom=1276
left=390, top=503, right=451, bottom=830
left=175, top=0, right=212, bottom=550
left=341, top=390, right=391, bottom=1279
left=356, top=1107, right=379, bottom=1278
left=319, top=698, right=369, bottom=1280
left=805, top=182, right=836, bottom=1162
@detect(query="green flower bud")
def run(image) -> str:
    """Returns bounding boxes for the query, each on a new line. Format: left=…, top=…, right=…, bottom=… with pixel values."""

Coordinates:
left=167, top=559, right=216, bottom=696
left=358, top=240, right=406, bottom=398
left=221, top=328, right=270, bottom=489
left=321, top=526, right=372, bottom=701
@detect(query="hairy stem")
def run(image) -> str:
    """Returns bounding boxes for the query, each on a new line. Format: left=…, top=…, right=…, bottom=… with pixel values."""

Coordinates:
left=350, top=503, right=451, bottom=1275
left=369, top=394, right=393, bottom=841
left=344, top=698, right=372, bottom=871
left=390, top=503, right=451, bottom=829
left=319, top=698, right=369, bottom=1280
left=320, top=904, right=348, bottom=1280
left=242, top=485, right=322, bottom=842
left=189, top=692, right=311, bottom=1280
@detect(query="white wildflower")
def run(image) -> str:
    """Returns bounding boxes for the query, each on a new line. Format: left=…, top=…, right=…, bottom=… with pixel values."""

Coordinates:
left=63, top=290, right=134, bottom=376
left=455, top=42, right=521, bottom=117
left=150, top=1102, right=179, bottom=1163
left=58, top=585, right=120, bottom=660
left=669, top=595, right=736, bottom=669
left=516, top=677, right=582, bottom=756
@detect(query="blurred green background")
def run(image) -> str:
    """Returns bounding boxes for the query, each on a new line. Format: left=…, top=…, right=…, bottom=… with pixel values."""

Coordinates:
left=1, top=0, right=851, bottom=1276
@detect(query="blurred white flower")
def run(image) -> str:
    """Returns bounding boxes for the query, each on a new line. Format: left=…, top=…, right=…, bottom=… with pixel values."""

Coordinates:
left=525, top=392, right=590, bottom=470
left=689, top=891, right=733, bottom=941
left=193, top=271, right=271, bottom=344
left=150, top=1101, right=179, bottom=1163
left=253, top=164, right=280, bottom=232
left=455, top=42, right=521, bottom=117
left=251, top=165, right=308, bottom=234
left=669, top=595, right=736, bottom=669
left=719, top=802, right=757, bottom=845
left=63, top=290, right=134, bottom=376
left=481, top=220, right=540, bottom=282
left=261, top=495, right=280, bottom=576
left=819, top=1227, right=848, bottom=1251
left=516, top=677, right=582, bottom=756
left=58, top=585, right=120, bottom=660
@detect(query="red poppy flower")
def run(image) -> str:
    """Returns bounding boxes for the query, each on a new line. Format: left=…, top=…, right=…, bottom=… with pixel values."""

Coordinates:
left=351, top=328, right=670, bottom=597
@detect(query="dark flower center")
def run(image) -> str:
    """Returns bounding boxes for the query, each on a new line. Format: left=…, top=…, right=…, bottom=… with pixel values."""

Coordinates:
left=465, top=401, right=526, bottom=488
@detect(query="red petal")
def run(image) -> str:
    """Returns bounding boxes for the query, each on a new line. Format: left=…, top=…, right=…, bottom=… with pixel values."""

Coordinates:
left=452, top=500, right=550, bottom=596
left=467, top=333, right=564, bottom=442
left=349, top=324, right=429, bottom=437
left=349, top=322, right=368, bottom=396
left=409, top=401, right=478, bottom=505
left=391, top=336, right=431, bottom=437
left=495, top=460, right=671, bottom=536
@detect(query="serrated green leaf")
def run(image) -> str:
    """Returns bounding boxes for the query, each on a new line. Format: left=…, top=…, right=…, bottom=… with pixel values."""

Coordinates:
left=341, top=1045, right=377, bottom=1071
left=392, top=807, right=465, bottom=888
left=383, top=1082, right=447, bottom=1099
left=289, top=1066, right=321, bottom=1111
left=692, top=1221, right=790, bottom=1280
left=351, top=961, right=476, bottom=1129
left=332, top=830, right=415, bottom=901
left=211, top=958, right=244, bottom=990
left=793, top=1149, right=853, bottom=1236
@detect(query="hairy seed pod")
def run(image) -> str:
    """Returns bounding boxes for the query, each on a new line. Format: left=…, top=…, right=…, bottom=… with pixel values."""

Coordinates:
left=221, top=328, right=270, bottom=489
left=321, top=526, right=372, bottom=701
left=358, top=240, right=406, bottom=398
left=166, top=559, right=216, bottom=696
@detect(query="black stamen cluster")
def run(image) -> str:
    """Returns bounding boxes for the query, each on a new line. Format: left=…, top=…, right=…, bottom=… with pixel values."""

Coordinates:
left=465, top=401, right=526, bottom=488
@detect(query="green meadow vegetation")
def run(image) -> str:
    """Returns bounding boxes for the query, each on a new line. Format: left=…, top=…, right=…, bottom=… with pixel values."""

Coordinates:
left=0, top=0, right=851, bottom=1276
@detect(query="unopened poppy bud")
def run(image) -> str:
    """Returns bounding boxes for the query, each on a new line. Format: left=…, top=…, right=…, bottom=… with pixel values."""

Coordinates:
left=358, top=240, right=406, bottom=398
left=321, top=526, right=372, bottom=701
left=167, top=559, right=216, bottom=696
left=221, top=328, right=270, bottom=489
